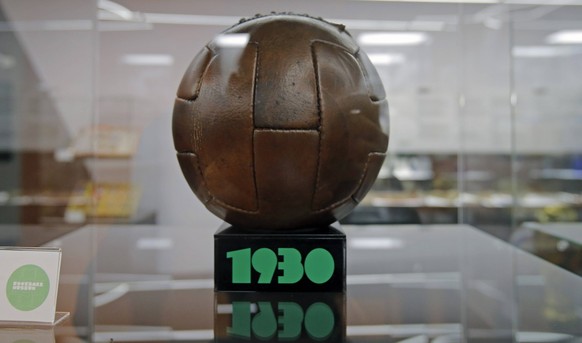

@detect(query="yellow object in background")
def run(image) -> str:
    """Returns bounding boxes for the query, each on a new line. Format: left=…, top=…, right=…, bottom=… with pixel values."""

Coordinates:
left=66, top=183, right=140, bottom=222
left=536, top=204, right=578, bottom=223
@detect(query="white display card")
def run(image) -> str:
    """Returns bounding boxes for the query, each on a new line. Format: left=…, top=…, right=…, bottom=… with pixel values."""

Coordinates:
left=0, top=247, right=62, bottom=324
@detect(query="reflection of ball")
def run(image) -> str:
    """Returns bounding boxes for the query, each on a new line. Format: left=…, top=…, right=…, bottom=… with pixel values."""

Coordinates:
left=173, top=13, right=389, bottom=231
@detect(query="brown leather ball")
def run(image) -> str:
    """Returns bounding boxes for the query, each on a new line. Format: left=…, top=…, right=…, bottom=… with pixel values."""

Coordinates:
left=173, top=14, right=389, bottom=231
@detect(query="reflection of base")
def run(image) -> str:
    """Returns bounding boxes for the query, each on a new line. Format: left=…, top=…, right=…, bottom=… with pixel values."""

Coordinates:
left=215, top=223, right=346, bottom=292
left=214, top=292, right=346, bottom=342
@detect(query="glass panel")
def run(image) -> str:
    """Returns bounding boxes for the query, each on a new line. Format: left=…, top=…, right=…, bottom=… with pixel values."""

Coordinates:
left=354, top=5, right=462, bottom=226
left=0, top=0, right=96, bottom=244
left=511, top=3, right=582, bottom=275
left=459, top=4, right=513, bottom=240
left=0, top=1, right=579, bottom=342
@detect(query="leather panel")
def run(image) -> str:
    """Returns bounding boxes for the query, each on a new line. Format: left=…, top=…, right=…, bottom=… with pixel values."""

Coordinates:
left=311, top=41, right=388, bottom=210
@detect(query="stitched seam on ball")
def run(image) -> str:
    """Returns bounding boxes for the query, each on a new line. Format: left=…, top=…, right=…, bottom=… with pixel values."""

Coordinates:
left=229, top=13, right=348, bottom=33
left=307, top=42, right=385, bottom=104
left=173, top=98, right=200, bottom=153
left=212, top=198, right=260, bottom=214
left=179, top=152, right=259, bottom=214
left=206, top=195, right=260, bottom=214
left=191, top=99, right=201, bottom=152
left=250, top=42, right=260, bottom=212
left=313, top=152, right=385, bottom=213
left=177, top=46, right=217, bottom=155
left=310, top=41, right=324, bottom=212
left=309, top=40, right=365, bottom=211
left=254, top=129, right=318, bottom=133
left=178, top=47, right=215, bottom=102
left=311, top=39, right=356, bottom=54
left=173, top=97, right=196, bottom=152
left=355, top=51, right=386, bottom=103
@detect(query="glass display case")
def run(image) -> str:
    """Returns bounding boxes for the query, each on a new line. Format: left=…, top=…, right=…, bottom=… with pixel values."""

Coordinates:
left=0, top=0, right=581, bottom=342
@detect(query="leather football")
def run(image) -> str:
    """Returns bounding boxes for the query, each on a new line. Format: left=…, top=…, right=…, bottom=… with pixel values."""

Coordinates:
left=173, top=13, right=389, bottom=231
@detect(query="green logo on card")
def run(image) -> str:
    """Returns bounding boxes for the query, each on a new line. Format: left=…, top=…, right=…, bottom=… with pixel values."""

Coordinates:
left=6, top=264, right=50, bottom=311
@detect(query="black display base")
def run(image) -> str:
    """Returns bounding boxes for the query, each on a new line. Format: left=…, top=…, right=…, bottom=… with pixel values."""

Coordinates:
left=214, top=291, right=346, bottom=342
left=214, top=223, right=346, bottom=292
